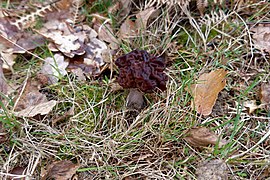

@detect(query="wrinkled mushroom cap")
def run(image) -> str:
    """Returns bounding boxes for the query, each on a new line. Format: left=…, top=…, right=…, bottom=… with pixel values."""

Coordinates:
left=115, top=49, right=167, bottom=93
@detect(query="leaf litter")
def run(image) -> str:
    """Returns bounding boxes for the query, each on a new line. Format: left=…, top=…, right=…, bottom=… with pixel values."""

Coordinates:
left=188, top=69, right=227, bottom=116
left=0, top=0, right=269, bottom=179
left=184, top=127, right=227, bottom=148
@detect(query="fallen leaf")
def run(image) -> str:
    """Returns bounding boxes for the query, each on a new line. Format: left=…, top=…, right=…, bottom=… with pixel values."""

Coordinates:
left=1, top=52, right=16, bottom=71
left=251, top=24, right=270, bottom=53
left=41, top=160, right=80, bottom=180
left=243, top=100, right=259, bottom=114
left=184, top=127, right=227, bottom=148
left=36, top=21, right=85, bottom=58
left=196, top=159, right=228, bottom=180
left=119, top=7, right=160, bottom=40
left=135, top=7, right=159, bottom=29
left=93, top=19, right=119, bottom=49
left=5, top=33, right=45, bottom=54
left=118, top=0, right=132, bottom=18
left=8, top=166, right=26, bottom=180
left=119, top=18, right=137, bottom=39
left=14, top=100, right=57, bottom=117
left=14, top=79, right=57, bottom=117
left=259, top=82, right=270, bottom=111
left=189, top=69, right=227, bottom=116
left=40, top=54, right=69, bottom=84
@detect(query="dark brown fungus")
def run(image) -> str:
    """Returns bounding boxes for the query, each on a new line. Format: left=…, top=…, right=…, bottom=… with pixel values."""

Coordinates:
left=115, top=49, right=168, bottom=93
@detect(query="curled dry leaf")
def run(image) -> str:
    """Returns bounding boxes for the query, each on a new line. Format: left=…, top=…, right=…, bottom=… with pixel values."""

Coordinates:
left=40, top=54, right=69, bottom=84
left=41, top=160, right=80, bottom=180
left=196, top=159, right=228, bottom=180
left=251, top=24, right=270, bottom=53
left=189, top=69, right=227, bottom=116
left=184, top=127, right=227, bottom=148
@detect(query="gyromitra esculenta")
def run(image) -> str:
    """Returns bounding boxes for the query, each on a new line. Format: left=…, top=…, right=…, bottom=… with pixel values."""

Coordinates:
left=115, top=49, right=167, bottom=111
left=115, top=49, right=167, bottom=93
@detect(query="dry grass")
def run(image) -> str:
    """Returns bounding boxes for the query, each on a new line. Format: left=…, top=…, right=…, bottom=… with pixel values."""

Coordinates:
left=0, top=0, right=270, bottom=179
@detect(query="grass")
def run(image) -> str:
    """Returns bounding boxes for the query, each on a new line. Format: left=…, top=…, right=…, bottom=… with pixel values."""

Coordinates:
left=0, top=0, right=270, bottom=179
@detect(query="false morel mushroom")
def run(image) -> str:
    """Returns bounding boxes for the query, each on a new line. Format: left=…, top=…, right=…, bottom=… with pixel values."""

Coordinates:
left=115, top=49, right=168, bottom=93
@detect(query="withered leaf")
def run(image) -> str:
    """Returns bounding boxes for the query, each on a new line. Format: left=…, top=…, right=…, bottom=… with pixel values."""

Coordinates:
left=8, top=166, right=26, bottom=180
left=184, top=127, right=227, bottom=148
left=14, top=79, right=57, bottom=117
left=196, top=159, right=228, bottom=180
left=40, top=54, right=69, bottom=84
left=41, top=160, right=80, bottom=180
left=93, top=19, right=119, bottom=49
left=260, top=82, right=270, bottom=111
left=119, top=18, right=137, bottom=39
left=243, top=100, right=259, bottom=114
left=251, top=24, right=270, bottom=53
left=189, top=69, right=227, bottom=116
left=135, top=7, right=159, bottom=29
left=14, top=100, right=57, bottom=117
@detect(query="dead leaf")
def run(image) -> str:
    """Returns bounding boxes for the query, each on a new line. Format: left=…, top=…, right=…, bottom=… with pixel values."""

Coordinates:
left=119, top=7, right=160, bottom=40
left=135, top=7, right=159, bottom=29
left=118, top=0, right=132, bottom=18
left=251, top=24, right=270, bottom=53
left=184, top=127, right=227, bottom=148
left=243, top=100, right=259, bottom=114
left=196, top=159, right=228, bottom=180
left=36, top=21, right=85, bottom=58
left=189, top=69, right=227, bottom=116
left=8, top=166, right=26, bottom=180
left=6, top=33, right=45, bottom=54
left=41, top=160, right=80, bottom=180
left=119, top=18, right=137, bottom=39
left=40, top=54, right=69, bottom=84
left=1, top=52, right=16, bottom=71
left=14, top=100, right=57, bottom=117
left=93, top=18, right=119, bottom=49
left=13, top=79, right=57, bottom=117
left=260, top=82, right=270, bottom=111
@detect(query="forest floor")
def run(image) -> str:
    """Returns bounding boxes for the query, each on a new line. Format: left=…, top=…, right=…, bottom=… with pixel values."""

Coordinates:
left=0, top=0, right=270, bottom=179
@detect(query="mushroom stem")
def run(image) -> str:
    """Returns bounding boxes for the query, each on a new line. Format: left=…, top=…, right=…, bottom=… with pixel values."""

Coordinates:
left=126, top=88, right=145, bottom=112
